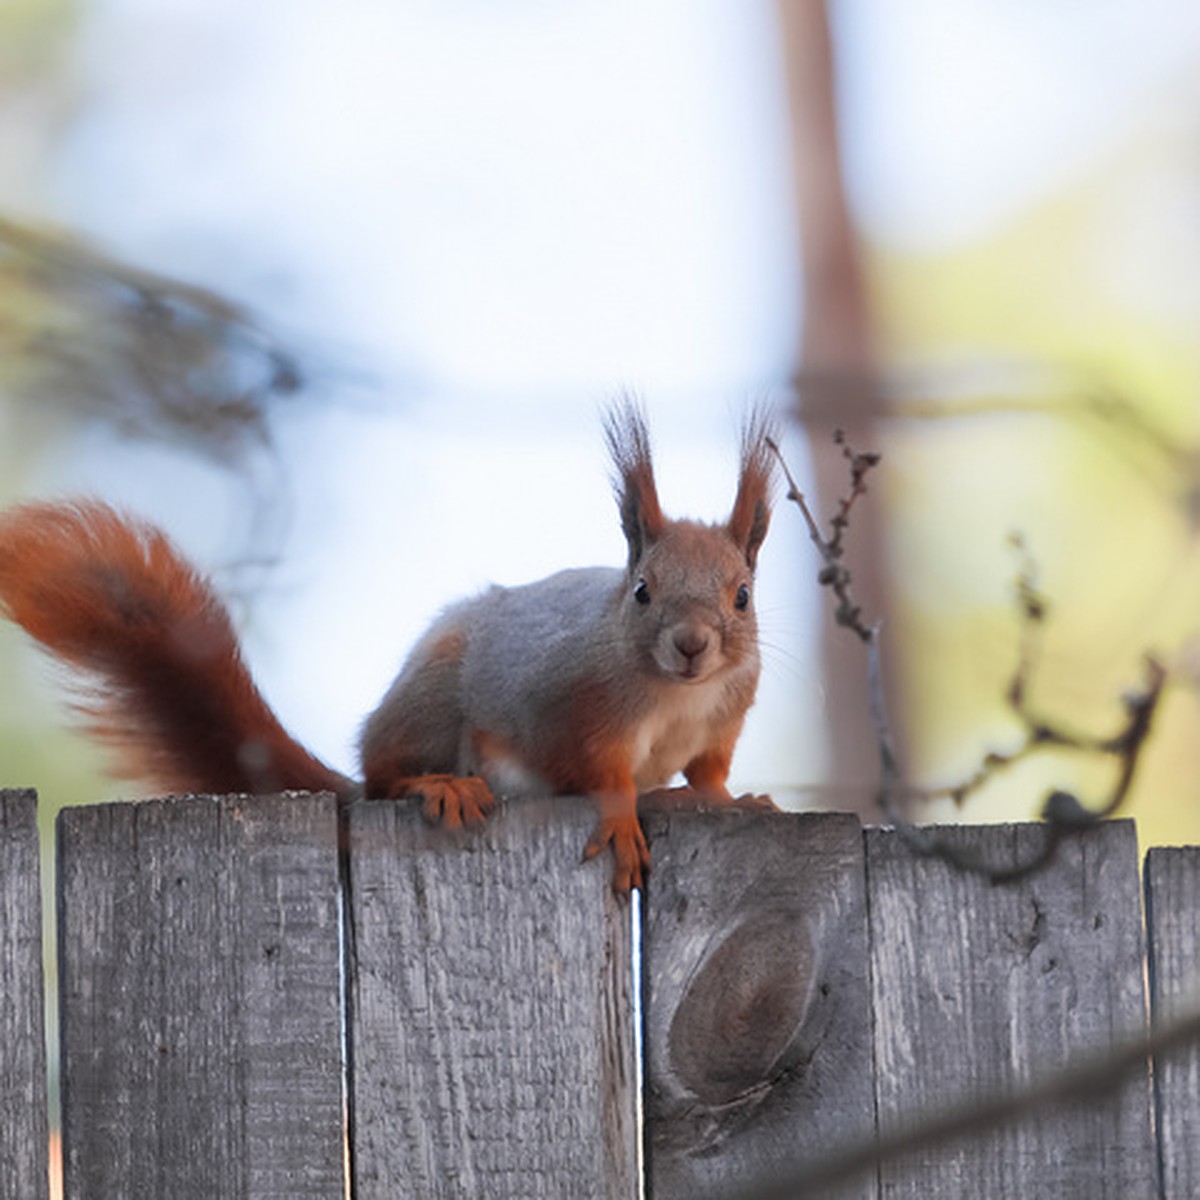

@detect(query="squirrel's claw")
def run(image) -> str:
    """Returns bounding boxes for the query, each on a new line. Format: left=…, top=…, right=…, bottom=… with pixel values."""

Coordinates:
left=583, top=813, right=650, bottom=894
left=391, top=774, right=495, bottom=828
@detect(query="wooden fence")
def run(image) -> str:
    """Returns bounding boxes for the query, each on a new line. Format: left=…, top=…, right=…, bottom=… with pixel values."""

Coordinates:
left=3, top=785, right=1200, bottom=1199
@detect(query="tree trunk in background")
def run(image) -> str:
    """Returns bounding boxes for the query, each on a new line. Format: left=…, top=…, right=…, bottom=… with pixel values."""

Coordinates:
left=776, top=0, right=903, bottom=817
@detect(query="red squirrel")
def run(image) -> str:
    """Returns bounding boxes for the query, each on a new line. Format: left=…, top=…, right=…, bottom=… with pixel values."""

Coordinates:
left=0, top=404, right=774, bottom=891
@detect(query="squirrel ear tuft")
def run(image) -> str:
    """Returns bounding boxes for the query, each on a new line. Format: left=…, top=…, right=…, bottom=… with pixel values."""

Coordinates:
left=604, top=396, right=666, bottom=569
left=727, top=407, right=776, bottom=571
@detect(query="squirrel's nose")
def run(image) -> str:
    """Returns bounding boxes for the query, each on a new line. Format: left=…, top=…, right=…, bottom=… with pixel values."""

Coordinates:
left=674, top=630, right=710, bottom=662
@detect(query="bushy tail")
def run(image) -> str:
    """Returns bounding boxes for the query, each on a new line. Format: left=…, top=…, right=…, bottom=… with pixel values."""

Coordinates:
left=0, top=500, right=350, bottom=798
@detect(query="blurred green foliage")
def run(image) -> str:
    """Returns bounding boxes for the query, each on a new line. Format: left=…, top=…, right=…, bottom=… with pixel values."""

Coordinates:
left=873, top=123, right=1200, bottom=846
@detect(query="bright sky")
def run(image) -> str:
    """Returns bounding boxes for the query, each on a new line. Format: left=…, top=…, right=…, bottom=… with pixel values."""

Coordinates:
left=835, top=0, right=1200, bottom=249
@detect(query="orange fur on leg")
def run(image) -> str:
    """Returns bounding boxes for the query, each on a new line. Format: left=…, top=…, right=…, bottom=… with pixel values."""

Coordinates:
left=580, top=785, right=649, bottom=894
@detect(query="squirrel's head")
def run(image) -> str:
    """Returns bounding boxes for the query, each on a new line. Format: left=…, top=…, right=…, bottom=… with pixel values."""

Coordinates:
left=604, top=401, right=775, bottom=684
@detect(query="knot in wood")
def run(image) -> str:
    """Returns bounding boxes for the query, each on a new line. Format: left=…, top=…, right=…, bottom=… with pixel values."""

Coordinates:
left=667, top=914, right=815, bottom=1105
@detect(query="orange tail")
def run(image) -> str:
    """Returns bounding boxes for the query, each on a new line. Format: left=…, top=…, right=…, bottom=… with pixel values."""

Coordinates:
left=0, top=500, right=350, bottom=798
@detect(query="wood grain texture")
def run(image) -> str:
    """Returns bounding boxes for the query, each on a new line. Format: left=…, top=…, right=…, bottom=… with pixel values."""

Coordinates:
left=345, top=793, right=638, bottom=1200
left=867, top=820, right=1156, bottom=1198
left=0, top=789, right=50, bottom=1200
left=641, top=811, right=875, bottom=1200
left=57, top=792, right=344, bottom=1199
left=1145, top=847, right=1200, bottom=1200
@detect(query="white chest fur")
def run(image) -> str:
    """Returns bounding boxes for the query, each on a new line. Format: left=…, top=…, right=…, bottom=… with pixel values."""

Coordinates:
left=629, top=676, right=729, bottom=790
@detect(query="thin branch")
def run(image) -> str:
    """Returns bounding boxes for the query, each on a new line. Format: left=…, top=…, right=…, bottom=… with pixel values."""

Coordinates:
left=773, top=432, right=1171, bottom=882
left=720, top=1003, right=1200, bottom=1200
left=767, top=431, right=879, bottom=643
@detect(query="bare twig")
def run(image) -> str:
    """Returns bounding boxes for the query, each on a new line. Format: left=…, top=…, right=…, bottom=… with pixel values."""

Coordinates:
left=772, top=434, right=1170, bottom=882
left=767, top=431, right=879, bottom=643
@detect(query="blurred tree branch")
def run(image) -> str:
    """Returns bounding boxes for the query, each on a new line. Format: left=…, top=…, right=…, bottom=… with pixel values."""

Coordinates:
left=800, top=358, right=1200, bottom=532
left=723, top=1000, right=1200, bottom=1200
left=0, top=215, right=308, bottom=465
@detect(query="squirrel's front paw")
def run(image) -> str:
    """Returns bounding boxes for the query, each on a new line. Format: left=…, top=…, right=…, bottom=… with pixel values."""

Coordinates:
left=390, top=774, right=495, bottom=828
left=582, top=814, right=650, bottom=894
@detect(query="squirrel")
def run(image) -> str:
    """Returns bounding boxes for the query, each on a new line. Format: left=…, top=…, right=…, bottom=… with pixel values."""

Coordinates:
left=0, top=403, right=775, bottom=892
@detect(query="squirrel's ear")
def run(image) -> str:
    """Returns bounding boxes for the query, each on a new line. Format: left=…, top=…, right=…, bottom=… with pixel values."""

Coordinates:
left=727, top=408, right=776, bottom=571
left=604, top=397, right=666, bottom=570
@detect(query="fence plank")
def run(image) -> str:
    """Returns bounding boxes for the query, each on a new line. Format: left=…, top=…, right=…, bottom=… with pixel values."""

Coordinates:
left=345, top=794, right=638, bottom=1200
left=866, top=820, right=1156, bottom=1198
left=57, top=792, right=344, bottom=1199
left=0, top=789, right=50, bottom=1200
left=641, top=810, right=876, bottom=1199
left=1145, top=846, right=1200, bottom=1200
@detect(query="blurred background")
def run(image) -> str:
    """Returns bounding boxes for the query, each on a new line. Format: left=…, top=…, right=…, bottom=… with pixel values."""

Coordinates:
left=5, top=0, right=1200, bottom=857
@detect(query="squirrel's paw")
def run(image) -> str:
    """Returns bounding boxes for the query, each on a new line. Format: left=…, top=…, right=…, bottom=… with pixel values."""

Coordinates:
left=730, top=791, right=780, bottom=813
left=582, top=814, right=650, bottom=895
left=638, top=786, right=780, bottom=814
left=638, top=785, right=702, bottom=813
left=394, top=774, right=495, bottom=828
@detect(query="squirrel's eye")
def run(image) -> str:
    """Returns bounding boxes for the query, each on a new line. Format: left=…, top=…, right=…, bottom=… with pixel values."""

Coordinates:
left=734, top=583, right=750, bottom=611
left=634, top=578, right=651, bottom=606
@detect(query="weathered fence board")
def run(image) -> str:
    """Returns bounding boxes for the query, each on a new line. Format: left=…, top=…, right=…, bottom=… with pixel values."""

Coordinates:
left=866, top=820, right=1156, bottom=1199
left=344, top=793, right=638, bottom=1199
left=1145, top=847, right=1200, bottom=1200
left=641, top=810, right=875, bottom=1200
left=57, top=792, right=344, bottom=1199
left=0, top=789, right=50, bottom=1200
left=10, top=787, right=1200, bottom=1197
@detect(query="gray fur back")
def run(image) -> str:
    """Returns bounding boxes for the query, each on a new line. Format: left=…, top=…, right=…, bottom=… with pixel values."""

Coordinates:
left=460, top=567, right=627, bottom=737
